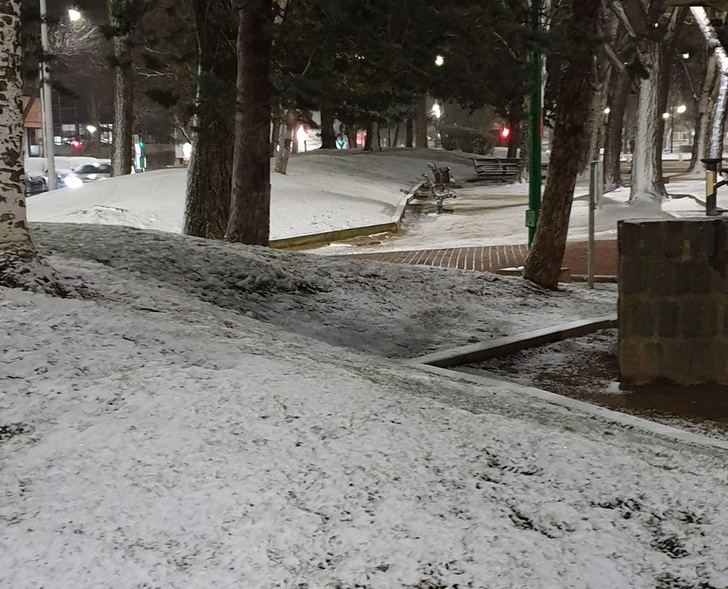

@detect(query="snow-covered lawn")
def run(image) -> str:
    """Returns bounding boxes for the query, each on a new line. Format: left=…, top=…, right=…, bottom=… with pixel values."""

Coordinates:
left=3, top=225, right=728, bottom=588
left=26, top=150, right=475, bottom=240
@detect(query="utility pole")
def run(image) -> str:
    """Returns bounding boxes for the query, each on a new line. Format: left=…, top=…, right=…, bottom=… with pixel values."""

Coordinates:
left=39, top=0, right=56, bottom=189
left=527, top=0, right=542, bottom=248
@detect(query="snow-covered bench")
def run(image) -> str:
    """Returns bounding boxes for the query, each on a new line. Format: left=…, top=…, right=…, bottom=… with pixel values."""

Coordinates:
left=471, top=157, right=521, bottom=183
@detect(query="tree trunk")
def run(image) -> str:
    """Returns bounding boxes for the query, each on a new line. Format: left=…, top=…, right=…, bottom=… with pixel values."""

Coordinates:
left=364, top=121, right=380, bottom=151
left=270, top=116, right=281, bottom=158
left=524, top=0, right=602, bottom=289
left=1, top=0, right=31, bottom=251
left=184, top=0, right=236, bottom=239
left=415, top=97, right=428, bottom=148
left=689, top=54, right=717, bottom=173
left=506, top=101, right=523, bottom=159
left=108, top=0, right=135, bottom=177
left=392, top=124, right=400, bottom=148
left=0, top=0, right=64, bottom=295
left=346, top=123, right=357, bottom=149
left=603, top=68, right=631, bottom=191
left=405, top=118, right=413, bottom=148
left=227, top=1, right=273, bottom=245
left=274, top=111, right=295, bottom=174
left=320, top=108, right=336, bottom=149
left=630, top=6, right=686, bottom=201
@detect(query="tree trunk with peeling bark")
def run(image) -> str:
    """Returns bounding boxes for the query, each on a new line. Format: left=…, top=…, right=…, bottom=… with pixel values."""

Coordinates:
left=524, top=0, right=602, bottom=289
left=226, top=0, right=274, bottom=245
left=0, top=0, right=64, bottom=294
left=184, top=0, right=236, bottom=239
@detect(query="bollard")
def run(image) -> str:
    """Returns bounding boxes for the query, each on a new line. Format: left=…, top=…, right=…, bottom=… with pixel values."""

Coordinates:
left=701, top=157, right=723, bottom=216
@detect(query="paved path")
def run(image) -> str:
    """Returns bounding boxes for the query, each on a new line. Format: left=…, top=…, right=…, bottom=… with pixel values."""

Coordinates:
left=344, top=240, right=618, bottom=277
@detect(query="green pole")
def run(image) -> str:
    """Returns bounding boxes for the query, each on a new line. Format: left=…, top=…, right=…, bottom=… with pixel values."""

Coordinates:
left=527, top=0, right=542, bottom=248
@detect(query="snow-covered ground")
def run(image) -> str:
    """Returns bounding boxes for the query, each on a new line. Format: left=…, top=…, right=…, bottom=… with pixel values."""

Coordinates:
left=3, top=224, right=728, bottom=588
left=315, top=175, right=712, bottom=255
left=27, top=150, right=475, bottom=240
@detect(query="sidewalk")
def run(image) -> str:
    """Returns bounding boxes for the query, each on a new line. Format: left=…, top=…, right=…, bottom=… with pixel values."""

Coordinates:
left=343, top=240, right=618, bottom=277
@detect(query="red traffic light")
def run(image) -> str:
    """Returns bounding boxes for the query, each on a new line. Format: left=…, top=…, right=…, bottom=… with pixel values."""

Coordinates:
left=500, top=127, right=511, bottom=141
left=71, top=139, right=83, bottom=152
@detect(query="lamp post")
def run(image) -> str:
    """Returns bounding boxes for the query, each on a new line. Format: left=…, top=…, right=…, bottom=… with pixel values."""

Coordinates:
left=39, top=0, right=56, bottom=189
left=527, top=0, right=542, bottom=248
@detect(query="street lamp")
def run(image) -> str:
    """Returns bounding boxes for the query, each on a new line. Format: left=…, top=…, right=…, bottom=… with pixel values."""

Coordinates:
left=603, top=107, right=611, bottom=115
left=68, top=8, right=82, bottom=22
left=434, top=55, right=445, bottom=67
left=676, top=104, right=688, bottom=114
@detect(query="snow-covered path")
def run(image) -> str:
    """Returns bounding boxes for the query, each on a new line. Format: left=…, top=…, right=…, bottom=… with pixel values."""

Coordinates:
left=2, top=225, right=728, bottom=588
left=26, top=150, right=475, bottom=240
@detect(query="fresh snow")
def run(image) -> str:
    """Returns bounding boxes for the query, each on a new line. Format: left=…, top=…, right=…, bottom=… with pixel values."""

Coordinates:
left=2, top=224, right=728, bottom=588
left=26, top=150, right=475, bottom=240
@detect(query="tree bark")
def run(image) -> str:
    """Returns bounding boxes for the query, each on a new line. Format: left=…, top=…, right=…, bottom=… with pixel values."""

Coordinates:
left=629, top=6, right=686, bottom=201
left=320, top=108, right=335, bottom=149
left=108, top=0, right=135, bottom=177
left=364, top=121, right=380, bottom=151
left=1, top=0, right=31, bottom=249
left=184, top=0, right=236, bottom=239
left=270, top=116, right=281, bottom=158
left=603, top=68, right=632, bottom=191
left=524, top=0, right=602, bottom=289
left=405, top=118, right=413, bottom=148
left=689, top=54, right=717, bottom=173
left=227, top=1, right=273, bottom=245
left=274, top=111, right=295, bottom=174
left=346, top=123, right=357, bottom=149
left=415, top=97, right=428, bottom=148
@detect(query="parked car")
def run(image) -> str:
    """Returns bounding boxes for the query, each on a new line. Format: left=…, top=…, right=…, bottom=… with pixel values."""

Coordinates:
left=25, top=174, right=48, bottom=196
left=63, top=162, right=112, bottom=189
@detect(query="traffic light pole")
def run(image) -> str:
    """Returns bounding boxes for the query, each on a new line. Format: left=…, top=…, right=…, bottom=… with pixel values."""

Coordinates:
left=527, top=0, right=542, bottom=248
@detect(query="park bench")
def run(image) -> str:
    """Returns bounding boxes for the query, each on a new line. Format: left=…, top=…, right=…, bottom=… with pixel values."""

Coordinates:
left=470, top=157, right=521, bottom=183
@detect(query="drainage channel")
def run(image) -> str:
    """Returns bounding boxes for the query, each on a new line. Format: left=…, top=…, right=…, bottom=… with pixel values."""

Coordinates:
left=408, top=316, right=728, bottom=452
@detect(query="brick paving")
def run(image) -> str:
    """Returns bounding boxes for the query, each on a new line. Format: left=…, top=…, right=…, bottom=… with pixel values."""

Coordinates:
left=344, top=240, right=618, bottom=277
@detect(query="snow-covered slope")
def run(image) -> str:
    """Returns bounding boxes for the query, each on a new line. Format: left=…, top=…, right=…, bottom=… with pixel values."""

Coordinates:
left=1, top=224, right=727, bottom=588
left=27, top=150, right=476, bottom=239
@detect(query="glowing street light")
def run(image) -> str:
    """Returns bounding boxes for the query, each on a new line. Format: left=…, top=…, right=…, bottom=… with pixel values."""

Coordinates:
left=603, top=107, right=611, bottom=115
left=68, top=7, right=82, bottom=22
left=662, top=112, right=671, bottom=120
left=676, top=104, right=688, bottom=114
left=431, top=103, right=442, bottom=119
left=434, top=55, right=445, bottom=67
left=682, top=52, right=690, bottom=60
left=86, top=124, right=97, bottom=134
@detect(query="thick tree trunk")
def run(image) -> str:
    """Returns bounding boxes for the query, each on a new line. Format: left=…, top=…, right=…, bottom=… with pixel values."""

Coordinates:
left=392, top=124, right=400, bottom=148
left=108, top=1, right=134, bottom=177
left=184, top=0, right=236, bottom=239
left=1, top=0, right=31, bottom=250
left=524, top=0, right=601, bottom=289
left=415, top=97, right=428, bottom=148
left=227, top=1, right=273, bottom=245
left=320, top=108, right=336, bottom=149
left=689, top=55, right=717, bottom=173
left=346, top=124, right=357, bottom=150
left=603, top=68, right=631, bottom=191
left=274, top=111, right=295, bottom=174
left=405, top=118, right=414, bottom=148
left=0, top=0, right=64, bottom=295
left=364, top=121, right=380, bottom=151
left=630, top=6, right=686, bottom=201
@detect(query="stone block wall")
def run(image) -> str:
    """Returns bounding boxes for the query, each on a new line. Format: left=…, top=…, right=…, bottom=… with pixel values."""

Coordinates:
left=619, top=218, right=728, bottom=385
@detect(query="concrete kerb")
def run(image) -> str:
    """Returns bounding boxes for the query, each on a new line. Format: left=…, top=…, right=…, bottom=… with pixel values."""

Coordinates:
left=411, top=363, right=728, bottom=452
left=271, top=180, right=425, bottom=250
left=411, top=316, right=618, bottom=368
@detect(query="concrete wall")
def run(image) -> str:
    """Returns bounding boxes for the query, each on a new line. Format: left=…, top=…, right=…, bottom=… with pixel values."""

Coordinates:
left=619, top=218, right=728, bottom=385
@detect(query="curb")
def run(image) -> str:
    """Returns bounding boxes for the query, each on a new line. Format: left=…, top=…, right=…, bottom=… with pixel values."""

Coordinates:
left=271, top=180, right=424, bottom=250
left=410, top=363, right=728, bottom=452
left=411, top=316, right=617, bottom=368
